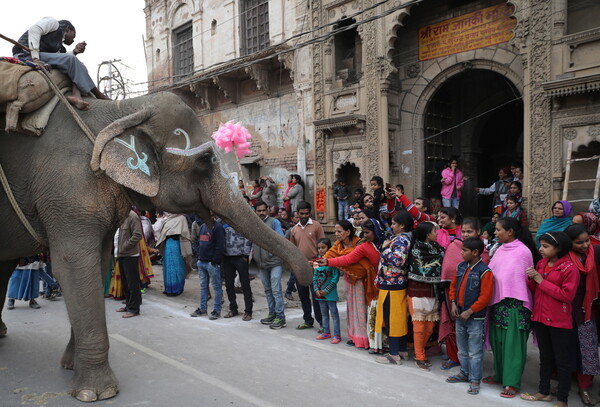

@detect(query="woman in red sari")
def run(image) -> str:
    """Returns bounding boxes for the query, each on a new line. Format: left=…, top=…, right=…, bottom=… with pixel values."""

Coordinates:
left=317, top=220, right=380, bottom=349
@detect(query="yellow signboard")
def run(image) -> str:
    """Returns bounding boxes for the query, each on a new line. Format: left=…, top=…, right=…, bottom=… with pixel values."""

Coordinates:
left=418, top=3, right=516, bottom=61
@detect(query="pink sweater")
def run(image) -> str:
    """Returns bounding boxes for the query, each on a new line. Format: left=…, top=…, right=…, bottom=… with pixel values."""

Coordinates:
left=440, top=168, right=465, bottom=200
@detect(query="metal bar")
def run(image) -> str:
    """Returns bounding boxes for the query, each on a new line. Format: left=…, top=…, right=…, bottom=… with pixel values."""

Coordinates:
left=568, top=179, right=598, bottom=183
left=563, top=141, right=573, bottom=201
left=567, top=156, right=600, bottom=163
left=595, top=156, right=600, bottom=199
left=569, top=199, right=595, bottom=203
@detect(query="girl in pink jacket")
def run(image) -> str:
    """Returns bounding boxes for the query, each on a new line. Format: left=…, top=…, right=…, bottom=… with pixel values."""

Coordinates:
left=440, top=157, right=464, bottom=209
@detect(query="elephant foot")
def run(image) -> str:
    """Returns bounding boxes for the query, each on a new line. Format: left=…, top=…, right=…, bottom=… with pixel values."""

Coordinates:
left=0, top=320, right=6, bottom=337
left=70, top=365, right=119, bottom=402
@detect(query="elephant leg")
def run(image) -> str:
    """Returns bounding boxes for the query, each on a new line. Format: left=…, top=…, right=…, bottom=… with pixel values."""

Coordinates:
left=61, top=234, right=113, bottom=370
left=51, top=240, right=118, bottom=402
left=0, top=260, right=17, bottom=337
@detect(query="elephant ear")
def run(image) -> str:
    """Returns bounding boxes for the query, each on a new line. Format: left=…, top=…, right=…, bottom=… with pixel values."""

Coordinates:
left=90, top=109, right=160, bottom=197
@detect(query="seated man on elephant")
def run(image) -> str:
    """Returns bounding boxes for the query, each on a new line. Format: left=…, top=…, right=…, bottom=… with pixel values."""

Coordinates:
left=12, top=17, right=109, bottom=110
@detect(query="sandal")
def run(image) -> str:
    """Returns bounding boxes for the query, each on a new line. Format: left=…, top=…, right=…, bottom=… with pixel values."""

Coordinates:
left=440, top=359, right=460, bottom=370
left=415, top=360, right=430, bottom=371
left=482, top=376, right=501, bottom=385
left=579, top=389, right=596, bottom=407
left=446, top=373, right=469, bottom=383
left=520, top=392, right=553, bottom=402
left=116, top=307, right=127, bottom=312
left=398, top=351, right=410, bottom=361
left=500, top=386, right=519, bottom=398
left=375, top=354, right=401, bottom=365
left=316, top=333, right=331, bottom=340
left=468, top=382, right=480, bottom=395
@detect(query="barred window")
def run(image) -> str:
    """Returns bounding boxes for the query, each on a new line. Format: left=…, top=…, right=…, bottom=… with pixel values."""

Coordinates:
left=241, top=0, right=269, bottom=56
left=173, top=23, right=193, bottom=81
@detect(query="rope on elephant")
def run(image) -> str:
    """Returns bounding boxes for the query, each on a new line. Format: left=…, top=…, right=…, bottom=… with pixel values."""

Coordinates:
left=0, top=162, right=45, bottom=247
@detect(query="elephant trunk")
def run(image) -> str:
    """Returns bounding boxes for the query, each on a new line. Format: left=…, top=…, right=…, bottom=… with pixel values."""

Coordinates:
left=204, top=184, right=313, bottom=286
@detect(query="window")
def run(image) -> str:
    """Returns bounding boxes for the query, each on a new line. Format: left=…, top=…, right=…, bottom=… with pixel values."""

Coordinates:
left=334, top=18, right=362, bottom=85
left=173, top=23, right=193, bottom=81
left=241, top=0, right=269, bottom=56
left=567, top=0, right=600, bottom=34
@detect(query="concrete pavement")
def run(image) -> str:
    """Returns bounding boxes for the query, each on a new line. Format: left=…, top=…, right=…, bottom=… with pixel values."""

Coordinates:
left=0, top=265, right=593, bottom=406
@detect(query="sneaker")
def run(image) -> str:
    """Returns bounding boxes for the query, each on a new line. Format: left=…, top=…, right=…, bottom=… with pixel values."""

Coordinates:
left=7, top=299, right=15, bottom=310
left=330, top=336, right=342, bottom=344
left=269, top=318, right=286, bottom=329
left=415, top=360, right=431, bottom=371
left=29, top=299, right=40, bottom=309
left=296, top=322, right=314, bottom=330
left=190, top=308, right=207, bottom=317
left=318, top=327, right=324, bottom=334
left=316, top=333, right=331, bottom=340
left=140, top=288, right=148, bottom=294
left=209, top=311, right=220, bottom=320
left=260, top=314, right=276, bottom=325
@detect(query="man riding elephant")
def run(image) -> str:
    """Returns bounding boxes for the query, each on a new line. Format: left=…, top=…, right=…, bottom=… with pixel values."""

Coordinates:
left=12, top=16, right=109, bottom=110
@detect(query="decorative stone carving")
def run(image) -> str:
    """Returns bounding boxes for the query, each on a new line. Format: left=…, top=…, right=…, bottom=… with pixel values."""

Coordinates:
left=563, top=128, right=577, bottom=140
left=212, top=76, right=237, bottom=104
left=589, top=125, right=600, bottom=139
left=189, top=82, right=217, bottom=110
left=405, top=63, right=421, bottom=78
left=527, top=1, right=553, bottom=227
left=511, top=16, right=530, bottom=49
left=278, top=52, right=295, bottom=81
left=312, top=1, right=327, bottom=198
left=377, top=56, right=397, bottom=81
left=245, top=64, right=271, bottom=96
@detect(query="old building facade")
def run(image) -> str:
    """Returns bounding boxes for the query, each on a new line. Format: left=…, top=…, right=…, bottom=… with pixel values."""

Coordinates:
left=144, top=0, right=600, bottom=227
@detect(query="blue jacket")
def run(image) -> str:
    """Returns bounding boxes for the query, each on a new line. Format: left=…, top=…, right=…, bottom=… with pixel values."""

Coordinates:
left=455, top=259, right=491, bottom=319
left=313, top=266, right=339, bottom=301
left=197, top=221, right=225, bottom=264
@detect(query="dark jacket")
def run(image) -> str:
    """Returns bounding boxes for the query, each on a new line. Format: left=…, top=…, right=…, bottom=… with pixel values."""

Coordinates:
left=224, top=224, right=252, bottom=257
left=455, top=259, right=492, bottom=319
left=118, top=211, right=143, bottom=257
left=197, top=221, right=225, bottom=264
left=14, top=24, right=66, bottom=58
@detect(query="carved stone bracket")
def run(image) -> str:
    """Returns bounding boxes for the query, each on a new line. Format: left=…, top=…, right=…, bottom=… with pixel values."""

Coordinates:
left=189, top=82, right=217, bottom=110
left=278, top=51, right=295, bottom=81
left=212, top=76, right=237, bottom=104
left=245, top=64, right=271, bottom=96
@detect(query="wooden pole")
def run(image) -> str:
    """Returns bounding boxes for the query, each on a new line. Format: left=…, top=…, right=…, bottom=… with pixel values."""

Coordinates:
left=0, top=33, right=32, bottom=52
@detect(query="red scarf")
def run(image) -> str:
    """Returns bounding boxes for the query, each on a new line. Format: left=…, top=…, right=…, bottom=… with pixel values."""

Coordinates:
left=283, top=182, right=294, bottom=212
left=569, top=247, right=599, bottom=321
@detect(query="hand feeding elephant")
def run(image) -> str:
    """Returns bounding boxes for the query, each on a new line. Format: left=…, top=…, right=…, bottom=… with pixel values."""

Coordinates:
left=0, top=92, right=313, bottom=402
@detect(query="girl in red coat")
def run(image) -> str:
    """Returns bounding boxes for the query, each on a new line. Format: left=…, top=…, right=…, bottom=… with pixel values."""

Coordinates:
left=523, top=232, right=579, bottom=407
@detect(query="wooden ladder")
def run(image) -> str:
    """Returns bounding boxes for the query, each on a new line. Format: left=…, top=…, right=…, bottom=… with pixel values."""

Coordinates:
left=562, top=140, right=600, bottom=204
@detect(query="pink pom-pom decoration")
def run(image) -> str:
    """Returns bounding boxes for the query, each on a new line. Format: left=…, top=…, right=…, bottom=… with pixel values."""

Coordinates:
left=211, top=121, right=253, bottom=159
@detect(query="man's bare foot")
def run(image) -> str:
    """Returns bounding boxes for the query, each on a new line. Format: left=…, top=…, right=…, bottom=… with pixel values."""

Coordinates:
left=67, top=95, right=90, bottom=111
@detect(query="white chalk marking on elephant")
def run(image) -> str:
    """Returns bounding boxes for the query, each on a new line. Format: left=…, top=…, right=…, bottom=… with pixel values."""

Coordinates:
left=165, top=140, right=213, bottom=157
left=173, top=128, right=191, bottom=150
left=114, top=135, right=150, bottom=176
left=109, top=334, right=277, bottom=407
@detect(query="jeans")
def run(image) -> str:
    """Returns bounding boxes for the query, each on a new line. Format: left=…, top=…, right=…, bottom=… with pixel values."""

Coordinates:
left=319, top=300, right=340, bottom=337
left=534, top=321, right=574, bottom=403
left=222, top=256, right=253, bottom=315
left=285, top=272, right=296, bottom=295
left=259, top=265, right=284, bottom=318
left=442, top=197, right=460, bottom=209
left=297, top=282, right=322, bottom=326
left=456, top=317, right=485, bottom=382
left=337, top=200, right=349, bottom=220
left=118, top=256, right=142, bottom=314
left=198, top=260, right=223, bottom=313
left=39, top=262, right=59, bottom=296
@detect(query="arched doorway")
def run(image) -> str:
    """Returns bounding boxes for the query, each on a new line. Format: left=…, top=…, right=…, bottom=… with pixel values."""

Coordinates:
left=423, top=69, right=523, bottom=219
left=335, top=162, right=363, bottom=219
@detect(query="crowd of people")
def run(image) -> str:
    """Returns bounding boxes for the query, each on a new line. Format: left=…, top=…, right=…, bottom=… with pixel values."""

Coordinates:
left=9, top=162, right=600, bottom=407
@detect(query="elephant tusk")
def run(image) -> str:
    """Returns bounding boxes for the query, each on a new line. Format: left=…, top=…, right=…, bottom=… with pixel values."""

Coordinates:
left=166, top=140, right=214, bottom=156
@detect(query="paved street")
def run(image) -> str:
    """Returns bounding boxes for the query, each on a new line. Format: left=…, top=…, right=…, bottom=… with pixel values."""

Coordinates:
left=0, top=266, right=591, bottom=407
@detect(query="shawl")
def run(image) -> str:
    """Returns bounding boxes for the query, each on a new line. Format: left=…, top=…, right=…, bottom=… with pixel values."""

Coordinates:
left=437, top=226, right=462, bottom=249
left=155, top=213, right=193, bottom=258
left=569, top=246, right=599, bottom=322
left=488, top=239, right=533, bottom=310
left=283, top=182, right=294, bottom=212
left=441, top=238, right=463, bottom=282
left=324, top=236, right=378, bottom=302
left=590, top=198, right=600, bottom=216
left=536, top=200, right=573, bottom=247
left=502, top=206, right=522, bottom=220
left=577, top=212, right=600, bottom=244
left=409, top=240, right=444, bottom=283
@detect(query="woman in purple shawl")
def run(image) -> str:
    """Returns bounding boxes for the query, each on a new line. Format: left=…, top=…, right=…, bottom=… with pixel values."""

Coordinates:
left=484, top=217, right=540, bottom=398
left=535, top=200, right=573, bottom=248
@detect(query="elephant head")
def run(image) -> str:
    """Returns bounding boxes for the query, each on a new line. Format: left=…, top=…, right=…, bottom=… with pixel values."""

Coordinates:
left=89, top=92, right=313, bottom=284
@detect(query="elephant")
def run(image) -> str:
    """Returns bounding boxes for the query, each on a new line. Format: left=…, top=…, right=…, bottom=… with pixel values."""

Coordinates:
left=0, top=92, right=313, bottom=402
